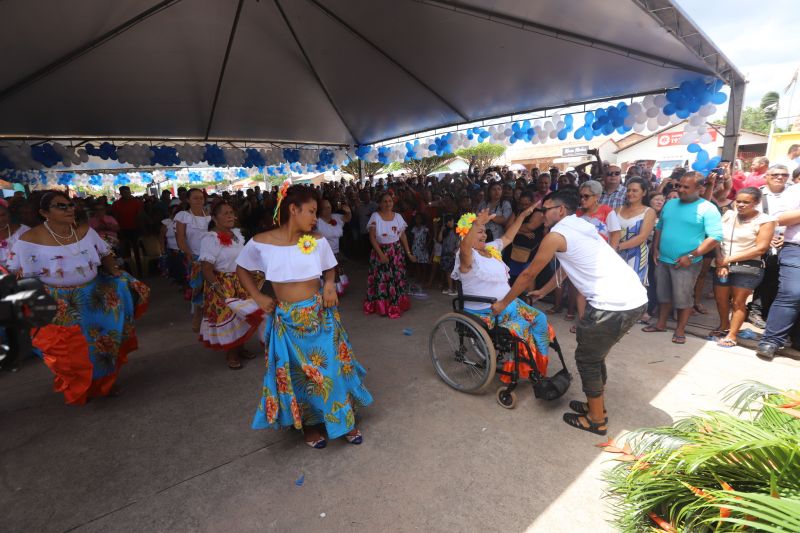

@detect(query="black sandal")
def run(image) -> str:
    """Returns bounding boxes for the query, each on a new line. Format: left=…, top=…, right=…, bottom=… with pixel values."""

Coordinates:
left=568, top=400, right=608, bottom=423
left=563, top=412, right=607, bottom=436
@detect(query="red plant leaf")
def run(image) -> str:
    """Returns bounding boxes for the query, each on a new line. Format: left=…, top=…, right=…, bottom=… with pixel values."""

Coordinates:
left=647, top=512, right=677, bottom=532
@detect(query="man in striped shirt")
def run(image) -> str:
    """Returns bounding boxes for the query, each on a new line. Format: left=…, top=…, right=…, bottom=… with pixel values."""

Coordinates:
left=599, top=165, right=627, bottom=208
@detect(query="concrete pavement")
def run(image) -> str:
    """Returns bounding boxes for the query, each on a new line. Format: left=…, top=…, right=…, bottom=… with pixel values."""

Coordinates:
left=1, top=260, right=798, bottom=533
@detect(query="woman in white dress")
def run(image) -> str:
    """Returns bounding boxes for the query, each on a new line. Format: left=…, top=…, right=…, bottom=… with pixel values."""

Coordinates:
left=0, top=203, right=29, bottom=270
left=160, top=204, right=188, bottom=291
left=316, top=198, right=352, bottom=295
left=198, top=201, right=264, bottom=369
left=175, top=188, right=211, bottom=332
left=8, top=191, right=149, bottom=405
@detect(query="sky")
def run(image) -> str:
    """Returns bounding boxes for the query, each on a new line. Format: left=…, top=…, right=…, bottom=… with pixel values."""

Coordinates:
left=676, top=0, right=800, bottom=116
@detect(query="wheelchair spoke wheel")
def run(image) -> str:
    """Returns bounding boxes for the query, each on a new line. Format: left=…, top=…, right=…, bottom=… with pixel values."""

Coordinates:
left=429, top=312, right=496, bottom=394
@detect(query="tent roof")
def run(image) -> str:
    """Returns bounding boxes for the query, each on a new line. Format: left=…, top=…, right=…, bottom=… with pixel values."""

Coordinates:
left=0, top=0, right=742, bottom=146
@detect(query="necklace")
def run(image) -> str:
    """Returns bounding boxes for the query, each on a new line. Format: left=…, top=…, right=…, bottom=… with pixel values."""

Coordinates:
left=44, top=222, right=80, bottom=254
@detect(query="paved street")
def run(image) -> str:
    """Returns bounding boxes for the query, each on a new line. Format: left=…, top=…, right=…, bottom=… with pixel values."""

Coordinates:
left=2, top=260, right=798, bottom=533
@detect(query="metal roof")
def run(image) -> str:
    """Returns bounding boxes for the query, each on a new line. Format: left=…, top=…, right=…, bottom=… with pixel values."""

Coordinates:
left=0, top=0, right=743, bottom=146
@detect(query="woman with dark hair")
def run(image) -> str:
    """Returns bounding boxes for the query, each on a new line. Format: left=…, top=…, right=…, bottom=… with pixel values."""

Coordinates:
left=711, top=187, right=776, bottom=347
left=615, top=177, right=656, bottom=285
left=160, top=204, right=188, bottom=292
left=0, top=203, right=29, bottom=270
left=504, top=191, right=547, bottom=286
left=364, top=191, right=416, bottom=319
left=199, top=201, right=264, bottom=369
left=237, top=183, right=372, bottom=448
left=316, top=197, right=352, bottom=294
left=8, top=191, right=149, bottom=404
left=477, top=181, right=512, bottom=241
left=175, top=188, right=210, bottom=332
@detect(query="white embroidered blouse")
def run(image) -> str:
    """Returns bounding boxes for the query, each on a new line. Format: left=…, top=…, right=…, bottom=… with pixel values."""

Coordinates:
left=8, top=228, right=111, bottom=286
left=236, top=235, right=337, bottom=283
left=198, top=229, right=245, bottom=273
left=316, top=214, right=345, bottom=254
left=451, top=239, right=510, bottom=310
left=367, top=212, right=407, bottom=245
left=174, top=210, right=211, bottom=255
left=0, top=225, right=30, bottom=268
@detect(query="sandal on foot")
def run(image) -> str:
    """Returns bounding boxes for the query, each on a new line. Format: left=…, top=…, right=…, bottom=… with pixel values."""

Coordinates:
left=708, top=328, right=729, bottom=338
left=717, top=338, right=737, bottom=348
left=568, top=400, right=608, bottom=423
left=304, top=437, right=327, bottom=449
left=240, top=349, right=257, bottom=360
left=671, top=334, right=686, bottom=344
left=562, top=412, right=607, bottom=436
left=227, top=357, right=243, bottom=370
left=344, top=429, right=363, bottom=445
left=570, top=325, right=577, bottom=334
left=642, top=325, right=667, bottom=333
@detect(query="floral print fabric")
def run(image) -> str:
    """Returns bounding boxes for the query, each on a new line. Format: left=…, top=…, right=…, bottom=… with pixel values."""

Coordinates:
left=199, top=271, right=264, bottom=350
left=363, top=241, right=410, bottom=319
left=253, top=293, right=373, bottom=439
left=467, top=298, right=554, bottom=383
left=34, top=272, right=150, bottom=405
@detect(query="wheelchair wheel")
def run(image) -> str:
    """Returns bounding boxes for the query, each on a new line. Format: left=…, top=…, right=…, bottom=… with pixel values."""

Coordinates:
left=429, top=312, right=496, bottom=393
left=496, top=387, right=517, bottom=409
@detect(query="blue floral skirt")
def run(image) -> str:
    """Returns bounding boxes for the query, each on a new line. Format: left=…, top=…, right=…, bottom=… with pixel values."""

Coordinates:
left=467, top=299, right=553, bottom=382
left=33, top=273, right=150, bottom=405
left=253, top=293, right=373, bottom=439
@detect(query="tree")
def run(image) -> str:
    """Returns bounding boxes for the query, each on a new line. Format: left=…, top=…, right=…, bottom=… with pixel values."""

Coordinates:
left=455, top=143, right=506, bottom=174
left=760, top=91, right=780, bottom=121
left=341, top=159, right=385, bottom=179
left=398, top=155, right=456, bottom=177
left=740, top=106, right=772, bottom=134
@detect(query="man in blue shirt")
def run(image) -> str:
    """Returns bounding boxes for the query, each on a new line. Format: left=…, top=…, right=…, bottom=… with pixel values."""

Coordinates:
left=643, top=172, right=723, bottom=343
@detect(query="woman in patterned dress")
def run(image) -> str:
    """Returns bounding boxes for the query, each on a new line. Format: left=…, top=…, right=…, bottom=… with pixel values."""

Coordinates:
left=198, top=201, right=264, bottom=369
left=8, top=191, right=149, bottom=405
left=237, top=184, right=372, bottom=449
left=615, top=178, right=656, bottom=285
left=175, top=188, right=210, bottom=332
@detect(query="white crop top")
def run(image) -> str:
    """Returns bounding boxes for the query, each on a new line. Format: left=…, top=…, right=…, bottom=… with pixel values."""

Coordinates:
left=451, top=239, right=510, bottom=310
left=317, top=214, right=345, bottom=254
left=236, top=235, right=338, bottom=283
left=199, top=229, right=245, bottom=273
left=8, top=228, right=111, bottom=287
left=367, top=212, right=407, bottom=245
left=0, top=225, right=30, bottom=269
left=174, top=210, right=211, bottom=255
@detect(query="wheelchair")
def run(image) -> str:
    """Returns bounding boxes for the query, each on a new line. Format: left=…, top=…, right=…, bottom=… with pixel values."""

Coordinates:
left=429, top=284, right=571, bottom=408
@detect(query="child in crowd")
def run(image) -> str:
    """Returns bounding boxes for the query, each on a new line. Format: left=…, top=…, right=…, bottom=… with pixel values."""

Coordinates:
left=410, top=213, right=431, bottom=284
left=439, top=214, right=459, bottom=296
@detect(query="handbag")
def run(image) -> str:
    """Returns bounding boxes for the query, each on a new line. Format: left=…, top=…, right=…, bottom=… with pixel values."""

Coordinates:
left=725, top=214, right=764, bottom=276
left=510, top=242, right=533, bottom=263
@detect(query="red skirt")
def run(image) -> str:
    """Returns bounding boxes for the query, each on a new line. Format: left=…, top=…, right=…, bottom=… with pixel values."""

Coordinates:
left=363, top=241, right=410, bottom=319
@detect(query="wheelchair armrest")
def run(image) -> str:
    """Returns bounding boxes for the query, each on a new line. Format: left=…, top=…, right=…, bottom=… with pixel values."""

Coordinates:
left=459, top=294, right=497, bottom=304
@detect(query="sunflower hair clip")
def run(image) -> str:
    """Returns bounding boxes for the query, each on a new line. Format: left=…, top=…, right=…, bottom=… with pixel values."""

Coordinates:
left=297, top=234, right=318, bottom=254
left=484, top=245, right=502, bottom=261
left=272, top=178, right=293, bottom=225
left=455, top=212, right=477, bottom=238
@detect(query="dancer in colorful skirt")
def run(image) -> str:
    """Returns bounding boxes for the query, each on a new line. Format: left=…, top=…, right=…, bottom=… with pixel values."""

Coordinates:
left=0, top=202, right=29, bottom=270
left=175, top=188, right=210, bottom=332
left=452, top=207, right=553, bottom=382
left=8, top=191, right=149, bottom=405
left=363, top=192, right=416, bottom=318
left=237, top=183, right=372, bottom=449
left=198, top=201, right=264, bottom=369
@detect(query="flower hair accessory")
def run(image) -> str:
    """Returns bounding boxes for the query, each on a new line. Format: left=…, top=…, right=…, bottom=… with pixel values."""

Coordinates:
left=455, top=212, right=477, bottom=238
left=273, top=178, right=293, bottom=225
left=297, top=234, right=317, bottom=254
left=485, top=245, right=502, bottom=261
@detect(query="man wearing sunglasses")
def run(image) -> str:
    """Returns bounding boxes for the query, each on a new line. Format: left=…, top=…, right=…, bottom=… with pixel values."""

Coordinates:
left=491, top=191, right=647, bottom=436
left=599, top=165, right=627, bottom=209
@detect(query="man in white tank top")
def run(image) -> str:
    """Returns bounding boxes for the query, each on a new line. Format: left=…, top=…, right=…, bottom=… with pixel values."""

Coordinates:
left=491, top=190, right=647, bottom=437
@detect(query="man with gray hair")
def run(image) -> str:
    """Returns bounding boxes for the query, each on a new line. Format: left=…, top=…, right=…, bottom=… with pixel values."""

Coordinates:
left=599, top=164, right=627, bottom=208
left=643, top=172, right=723, bottom=344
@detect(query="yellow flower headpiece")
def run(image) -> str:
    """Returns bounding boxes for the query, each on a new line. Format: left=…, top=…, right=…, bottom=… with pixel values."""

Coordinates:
left=297, top=234, right=318, bottom=254
left=484, top=245, right=502, bottom=261
left=273, top=178, right=293, bottom=225
left=455, top=212, right=477, bottom=238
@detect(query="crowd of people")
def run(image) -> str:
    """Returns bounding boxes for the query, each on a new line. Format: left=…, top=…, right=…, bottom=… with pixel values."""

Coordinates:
left=3, top=142, right=800, bottom=441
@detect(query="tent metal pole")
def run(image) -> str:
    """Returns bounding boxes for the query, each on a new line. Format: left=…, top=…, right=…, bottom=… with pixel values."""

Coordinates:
left=205, top=0, right=246, bottom=140
left=0, top=0, right=183, bottom=105
left=721, top=75, right=745, bottom=163
left=308, top=0, right=469, bottom=122
left=274, top=0, right=361, bottom=145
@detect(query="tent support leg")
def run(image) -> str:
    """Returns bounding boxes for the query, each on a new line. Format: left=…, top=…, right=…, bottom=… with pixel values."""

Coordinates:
left=721, top=77, right=745, bottom=163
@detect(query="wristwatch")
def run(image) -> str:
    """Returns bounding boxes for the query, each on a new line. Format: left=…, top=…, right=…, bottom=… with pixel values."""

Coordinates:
left=687, top=252, right=695, bottom=260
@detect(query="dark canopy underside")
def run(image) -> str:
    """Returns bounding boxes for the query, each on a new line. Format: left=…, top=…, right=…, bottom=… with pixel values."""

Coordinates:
left=0, top=0, right=742, bottom=146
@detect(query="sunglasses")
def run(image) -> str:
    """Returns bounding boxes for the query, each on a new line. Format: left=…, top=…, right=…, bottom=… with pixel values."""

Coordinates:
left=768, top=173, right=789, bottom=177
left=50, top=202, right=76, bottom=211
left=536, top=205, right=562, bottom=213
left=606, top=171, right=621, bottom=176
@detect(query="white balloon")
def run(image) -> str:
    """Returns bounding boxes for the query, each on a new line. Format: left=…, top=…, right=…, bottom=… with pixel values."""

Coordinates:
left=689, top=114, right=704, bottom=126
left=623, top=115, right=636, bottom=128
left=533, top=119, right=542, bottom=128
left=636, top=113, right=648, bottom=124
left=628, top=102, right=643, bottom=116
left=699, top=133, right=713, bottom=144
left=643, top=94, right=656, bottom=107
left=503, top=128, right=513, bottom=138
left=556, top=120, right=565, bottom=130
left=549, top=129, right=558, bottom=139
left=544, top=121, right=555, bottom=132
left=646, top=106, right=659, bottom=118
left=699, top=103, right=717, bottom=117
left=654, top=94, right=667, bottom=107
left=646, top=117, right=659, bottom=131
left=657, top=113, right=670, bottom=126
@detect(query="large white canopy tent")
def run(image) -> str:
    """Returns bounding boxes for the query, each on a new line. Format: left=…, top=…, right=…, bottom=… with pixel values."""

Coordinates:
left=0, top=0, right=744, bottom=155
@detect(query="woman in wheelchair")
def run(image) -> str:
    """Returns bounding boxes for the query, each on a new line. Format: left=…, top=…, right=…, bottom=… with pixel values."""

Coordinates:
left=452, top=208, right=554, bottom=381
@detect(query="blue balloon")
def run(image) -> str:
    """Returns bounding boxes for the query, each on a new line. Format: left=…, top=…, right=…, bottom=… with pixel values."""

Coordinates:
left=574, top=128, right=584, bottom=140
left=564, top=114, right=574, bottom=127
left=692, top=161, right=704, bottom=171
left=696, top=150, right=709, bottom=164
left=708, top=156, right=722, bottom=167
left=557, top=130, right=568, bottom=141
left=663, top=103, right=676, bottom=116
left=676, top=108, right=691, bottom=119
left=687, top=143, right=702, bottom=153
left=711, top=92, right=727, bottom=104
